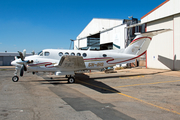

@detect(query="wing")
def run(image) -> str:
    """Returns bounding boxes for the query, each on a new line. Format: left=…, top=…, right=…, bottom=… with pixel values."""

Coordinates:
left=56, top=55, right=86, bottom=70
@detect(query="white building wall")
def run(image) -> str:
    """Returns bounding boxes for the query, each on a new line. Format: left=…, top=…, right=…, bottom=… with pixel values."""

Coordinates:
left=79, top=38, right=87, bottom=48
left=113, top=24, right=127, bottom=49
left=100, top=30, right=113, bottom=44
left=146, top=16, right=174, bottom=69
left=100, top=24, right=127, bottom=49
left=174, top=14, right=180, bottom=70
left=77, top=18, right=123, bottom=39
left=74, top=38, right=87, bottom=49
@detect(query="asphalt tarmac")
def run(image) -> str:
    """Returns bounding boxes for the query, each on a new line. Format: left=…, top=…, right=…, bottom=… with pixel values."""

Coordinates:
left=0, top=68, right=180, bottom=120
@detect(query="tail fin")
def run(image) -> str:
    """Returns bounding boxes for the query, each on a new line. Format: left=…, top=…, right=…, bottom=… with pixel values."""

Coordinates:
left=123, top=29, right=171, bottom=56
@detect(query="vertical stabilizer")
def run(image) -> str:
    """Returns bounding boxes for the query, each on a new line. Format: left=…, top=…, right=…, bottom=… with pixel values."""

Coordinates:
left=123, top=29, right=171, bottom=56
left=123, top=34, right=152, bottom=56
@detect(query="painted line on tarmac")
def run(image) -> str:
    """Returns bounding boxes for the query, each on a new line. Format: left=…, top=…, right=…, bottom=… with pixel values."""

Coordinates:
left=114, top=80, right=180, bottom=88
left=76, top=79, right=180, bottom=115
left=118, top=92, right=180, bottom=115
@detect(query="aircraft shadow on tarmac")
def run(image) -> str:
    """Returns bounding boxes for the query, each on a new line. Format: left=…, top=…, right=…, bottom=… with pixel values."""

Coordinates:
left=31, top=70, right=170, bottom=94
left=75, top=73, right=120, bottom=94
left=37, top=73, right=120, bottom=94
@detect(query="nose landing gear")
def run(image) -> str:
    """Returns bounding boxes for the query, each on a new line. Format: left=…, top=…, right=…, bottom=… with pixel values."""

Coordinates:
left=12, top=76, right=19, bottom=82
left=12, top=67, right=20, bottom=82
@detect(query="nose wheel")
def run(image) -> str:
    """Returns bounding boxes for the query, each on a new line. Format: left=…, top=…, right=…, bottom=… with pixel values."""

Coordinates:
left=12, top=76, right=19, bottom=82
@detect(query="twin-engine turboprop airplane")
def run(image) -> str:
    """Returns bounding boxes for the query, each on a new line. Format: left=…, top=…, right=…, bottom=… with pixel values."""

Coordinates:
left=11, top=29, right=170, bottom=83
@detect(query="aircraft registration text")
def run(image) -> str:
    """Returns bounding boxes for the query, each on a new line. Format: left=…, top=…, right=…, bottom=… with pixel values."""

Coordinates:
left=88, top=62, right=104, bottom=67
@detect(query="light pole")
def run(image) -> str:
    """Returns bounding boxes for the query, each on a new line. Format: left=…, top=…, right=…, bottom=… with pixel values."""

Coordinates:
left=69, top=39, right=75, bottom=50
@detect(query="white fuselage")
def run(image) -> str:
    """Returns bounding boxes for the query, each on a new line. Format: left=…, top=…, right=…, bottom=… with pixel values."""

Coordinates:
left=11, top=49, right=137, bottom=72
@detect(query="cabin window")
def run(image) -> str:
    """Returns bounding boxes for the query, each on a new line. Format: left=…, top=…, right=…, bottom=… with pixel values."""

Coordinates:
left=103, top=54, right=107, bottom=57
left=65, top=52, right=69, bottom=55
left=59, top=52, right=63, bottom=56
left=71, top=52, right=75, bottom=56
left=83, top=53, right=87, bottom=57
left=77, top=53, right=81, bottom=56
left=44, top=52, right=50, bottom=56
left=40, top=53, right=43, bottom=56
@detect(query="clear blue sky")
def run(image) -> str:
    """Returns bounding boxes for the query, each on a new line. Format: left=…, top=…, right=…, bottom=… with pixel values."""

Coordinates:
left=0, top=0, right=165, bottom=53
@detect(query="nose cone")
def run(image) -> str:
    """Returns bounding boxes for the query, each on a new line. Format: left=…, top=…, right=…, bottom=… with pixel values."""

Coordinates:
left=11, top=60, right=17, bottom=66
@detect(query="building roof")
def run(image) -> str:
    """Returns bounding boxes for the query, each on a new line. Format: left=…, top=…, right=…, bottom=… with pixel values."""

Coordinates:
left=141, top=0, right=170, bottom=20
left=0, top=52, right=32, bottom=56
left=141, top=0, right=180, bottom=23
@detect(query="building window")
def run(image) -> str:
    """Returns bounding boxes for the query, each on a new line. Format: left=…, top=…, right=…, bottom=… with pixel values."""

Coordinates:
left=65, top=52, right=69, bottom=55
left=44, top=52, right=50, bottom=56
left=77, top=53, right=81, bottom=56
left=71, top=53, right=75, bottom=56
left=82, top=53, right=87, bottom=57
left=103, top=54, right=107, bottom=57
left=59, top=52, right=63, bottom=56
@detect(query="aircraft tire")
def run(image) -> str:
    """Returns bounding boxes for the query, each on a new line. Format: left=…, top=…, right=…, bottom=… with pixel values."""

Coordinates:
left=68, top=77, right=75, bottom=83
left=12, top=76, right=19, bottom=82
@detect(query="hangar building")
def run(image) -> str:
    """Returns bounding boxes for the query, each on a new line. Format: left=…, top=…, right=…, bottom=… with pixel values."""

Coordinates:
left=141, top=0, right=180, bottom=70
left=74, top=18, right=145, bottom=51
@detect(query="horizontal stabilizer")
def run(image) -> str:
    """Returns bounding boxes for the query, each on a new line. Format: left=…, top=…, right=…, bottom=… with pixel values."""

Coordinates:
left=140, top=29, right=172, bottom=37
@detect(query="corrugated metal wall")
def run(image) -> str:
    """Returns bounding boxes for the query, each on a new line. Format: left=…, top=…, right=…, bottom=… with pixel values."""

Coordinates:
left=0, top=56, right=15, bottom=66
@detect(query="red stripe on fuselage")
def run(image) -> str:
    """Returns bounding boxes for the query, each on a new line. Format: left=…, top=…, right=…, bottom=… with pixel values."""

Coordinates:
left=106, top=51, right=147, bottom=64
left=28, top=62, right=54, bottom=68
left=83, top=57, right=112, bottom=61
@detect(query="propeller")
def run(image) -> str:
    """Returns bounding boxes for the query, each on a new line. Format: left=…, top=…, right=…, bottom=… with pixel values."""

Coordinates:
left=18, top=51, right=24, bottom=61
left=18, top=49, right=33, bottom=77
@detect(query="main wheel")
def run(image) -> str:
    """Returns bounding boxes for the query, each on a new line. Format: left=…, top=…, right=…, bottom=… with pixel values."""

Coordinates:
left=68, top=77, right=75, bottom=83
left=12, top=76, right=19, bottom=82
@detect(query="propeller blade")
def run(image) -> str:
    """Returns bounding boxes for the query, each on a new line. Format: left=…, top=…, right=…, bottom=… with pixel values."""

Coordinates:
left=18, top=51, right=24, bottom=61
left=20, top=66, right=24, bottom=77
left=23, top=64, right=27, bottom=71
left=23, top=49, right=26, bottom=58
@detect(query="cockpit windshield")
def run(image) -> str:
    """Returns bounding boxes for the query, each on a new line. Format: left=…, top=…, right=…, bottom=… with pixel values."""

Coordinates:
left=38, top=51, right=43, bottom=56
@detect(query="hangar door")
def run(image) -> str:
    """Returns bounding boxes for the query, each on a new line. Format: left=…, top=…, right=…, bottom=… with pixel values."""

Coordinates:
left=3, top=56, right=14, bottom=66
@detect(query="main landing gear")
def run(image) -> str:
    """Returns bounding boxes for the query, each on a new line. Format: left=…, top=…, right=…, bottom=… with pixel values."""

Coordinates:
left=68, top=77, right=75, bottom=83
left=66, top=75, right=75, bottom=83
